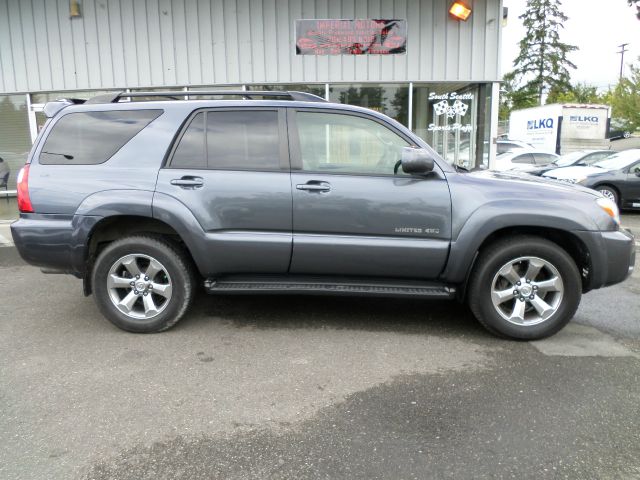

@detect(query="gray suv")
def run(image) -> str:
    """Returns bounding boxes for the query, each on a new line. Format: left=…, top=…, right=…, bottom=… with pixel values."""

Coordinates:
left=10, top=91, right=636, bottom=339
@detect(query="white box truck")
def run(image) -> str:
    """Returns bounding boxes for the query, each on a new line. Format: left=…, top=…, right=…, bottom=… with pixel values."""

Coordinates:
left=508, top=104, right=611, bottom=154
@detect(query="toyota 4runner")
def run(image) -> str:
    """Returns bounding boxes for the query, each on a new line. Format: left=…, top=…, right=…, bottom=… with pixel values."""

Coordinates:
left=10, top=91, right=636, bottom=339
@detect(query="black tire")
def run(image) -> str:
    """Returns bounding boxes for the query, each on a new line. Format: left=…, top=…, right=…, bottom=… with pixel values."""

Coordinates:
left=92, top=235, right=195, bottom=333
left=596, top=185, right=619, bottom=206
left=468, top=235, right=581, bottom=340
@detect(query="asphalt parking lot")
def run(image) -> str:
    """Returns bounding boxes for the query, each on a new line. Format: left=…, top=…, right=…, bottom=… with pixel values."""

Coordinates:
left=1, top=213, right=639, bottom=480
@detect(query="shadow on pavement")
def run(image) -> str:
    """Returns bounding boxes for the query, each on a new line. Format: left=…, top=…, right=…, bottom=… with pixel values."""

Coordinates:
left=188, top=291, right=486, bottom=338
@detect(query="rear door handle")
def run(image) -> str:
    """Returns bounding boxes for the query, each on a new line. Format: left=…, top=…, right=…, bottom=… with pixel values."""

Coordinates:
left=296, top=181, right=331, bottom=193
left=170, top=176, right=204, bottom=188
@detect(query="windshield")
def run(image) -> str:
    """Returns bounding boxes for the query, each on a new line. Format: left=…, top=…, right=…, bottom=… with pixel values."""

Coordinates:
left=593, top=150, right=640, bottom=170
left=555, top=151, right=585, bottom=167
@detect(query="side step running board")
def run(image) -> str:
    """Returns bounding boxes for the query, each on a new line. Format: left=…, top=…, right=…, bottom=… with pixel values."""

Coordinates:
left=204, top=276, right=456, bottom=299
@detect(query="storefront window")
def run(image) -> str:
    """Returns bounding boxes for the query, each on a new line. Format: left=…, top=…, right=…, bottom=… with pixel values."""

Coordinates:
left=249, top=84, right=326, bottom=99
left=31, top=90, right=119, bottom=104
left=329, top=83, right=408, bottom=125
left=412, top=83, right=488, bottom=170
left=186, top=85, right=244, bottom=100
left=128, top=87, right=184, bottom=102
left=0, top=95, right=31, bottom=190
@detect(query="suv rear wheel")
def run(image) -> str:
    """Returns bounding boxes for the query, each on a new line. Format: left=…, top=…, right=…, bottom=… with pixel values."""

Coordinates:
left=468, top=236, right=581, bottom=340
left=92, top=235, right=195, bottom=333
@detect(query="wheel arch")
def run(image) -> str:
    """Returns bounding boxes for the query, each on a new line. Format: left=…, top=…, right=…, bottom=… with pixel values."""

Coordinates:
left=83, top=215, right=200, bottom=296
left=452, top=226, right=593, bottom=301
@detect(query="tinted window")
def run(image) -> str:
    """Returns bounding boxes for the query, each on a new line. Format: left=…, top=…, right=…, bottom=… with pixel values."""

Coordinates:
left=533, top=153, right=556, bottom=165
left=296, top=112, right=410, bottom=175
left=39, top=110, right=162, bottom=165
left=584, top=152, right=612, bottom=164
left=497, top=142, right=523, bottom=155
left=206, top=110, right=280, bottom=170
left=171, top=113, right=206, bottom=168
left=511, top=153, right=535, bottom=164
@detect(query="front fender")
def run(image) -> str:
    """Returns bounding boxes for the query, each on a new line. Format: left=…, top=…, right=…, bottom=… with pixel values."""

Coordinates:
left=442, top=201, right=599, bottom=283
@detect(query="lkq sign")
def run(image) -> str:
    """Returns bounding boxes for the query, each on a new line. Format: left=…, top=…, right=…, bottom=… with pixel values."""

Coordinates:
left=564, top=108, right=608, bottom=139
left=509, top=104, right=563, bottom=153
left=527, top=117, right=554, bottom=130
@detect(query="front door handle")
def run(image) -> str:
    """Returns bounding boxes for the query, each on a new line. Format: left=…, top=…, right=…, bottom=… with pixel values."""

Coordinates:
left=296, top=181, right=331, bottom=193
left=170, top=176, right=204, bottom=189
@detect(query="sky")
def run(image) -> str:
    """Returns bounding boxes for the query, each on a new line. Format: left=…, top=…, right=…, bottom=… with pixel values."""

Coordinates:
left=501, top=0, right=640, bottom=91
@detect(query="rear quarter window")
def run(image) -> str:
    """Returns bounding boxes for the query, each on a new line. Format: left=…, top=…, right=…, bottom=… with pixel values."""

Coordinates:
left=39, top=110, right=162, bottom=165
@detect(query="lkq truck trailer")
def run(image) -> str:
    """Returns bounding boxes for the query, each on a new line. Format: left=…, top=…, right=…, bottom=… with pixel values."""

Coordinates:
left=508, top=104, right=611, bottom=154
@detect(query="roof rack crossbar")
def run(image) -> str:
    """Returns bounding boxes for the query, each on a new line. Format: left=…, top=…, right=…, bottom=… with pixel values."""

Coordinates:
left=86, top=90, right=327, bottom=104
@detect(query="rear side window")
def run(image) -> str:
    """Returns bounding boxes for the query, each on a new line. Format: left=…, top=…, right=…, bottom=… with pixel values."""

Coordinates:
left=170, top=110, right=281, bottom=170
left=39, top=110, right=162, bottom=165
left=171, top=113, right=206, bottom=169
left=512, top=153, right=535, bottom=164
left=497, top=142, right=522, bottom=155
left=533, top=153, right=556, bottom=165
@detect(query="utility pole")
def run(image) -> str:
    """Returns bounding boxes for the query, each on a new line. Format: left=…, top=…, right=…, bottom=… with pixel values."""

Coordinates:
left=618, top=43, right=629, bottom=80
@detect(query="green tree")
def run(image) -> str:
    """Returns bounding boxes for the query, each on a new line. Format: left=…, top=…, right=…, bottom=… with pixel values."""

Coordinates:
left=507, top=0, right=578, bottom=104
left=499, top=71, right=538, bottom=121
left=546, top=82, right=603, bottom=104
left=607, top=59, right=640, bottom=132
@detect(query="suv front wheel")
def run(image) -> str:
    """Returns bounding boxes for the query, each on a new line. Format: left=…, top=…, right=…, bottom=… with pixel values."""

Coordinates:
left=92, top=235, right=195, bottom=333
left=468, top=236, right=582, bottom=340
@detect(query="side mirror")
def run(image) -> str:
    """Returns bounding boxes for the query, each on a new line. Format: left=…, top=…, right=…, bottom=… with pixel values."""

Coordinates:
left=401, top=147, right=435, bottom=175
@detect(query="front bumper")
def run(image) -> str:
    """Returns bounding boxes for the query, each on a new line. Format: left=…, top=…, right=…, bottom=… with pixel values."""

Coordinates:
left=575, top=228, right=635, bottom=290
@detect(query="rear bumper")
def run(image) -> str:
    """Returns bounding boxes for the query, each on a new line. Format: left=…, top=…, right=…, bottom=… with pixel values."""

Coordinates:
left=10, top=214, right=100, bottom=277
left=575, top=228, right=635, bottom=290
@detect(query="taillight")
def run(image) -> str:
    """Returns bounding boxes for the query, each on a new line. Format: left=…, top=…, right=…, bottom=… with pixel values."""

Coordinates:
left=17, top=165, right=34, bottom=213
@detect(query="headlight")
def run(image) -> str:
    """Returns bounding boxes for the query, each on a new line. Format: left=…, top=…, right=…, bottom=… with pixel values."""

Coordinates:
left=596, top=197, right=620, bottom=225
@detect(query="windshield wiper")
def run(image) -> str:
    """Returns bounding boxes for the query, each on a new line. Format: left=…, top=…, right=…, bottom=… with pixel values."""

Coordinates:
left=41, top=151, right=74, bottom=160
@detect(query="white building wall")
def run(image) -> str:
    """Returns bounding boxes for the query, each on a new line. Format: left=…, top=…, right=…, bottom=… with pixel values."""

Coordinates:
left=0, top=0, right=503, bottom=94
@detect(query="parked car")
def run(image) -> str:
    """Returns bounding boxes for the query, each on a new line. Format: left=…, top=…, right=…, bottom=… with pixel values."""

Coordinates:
left=10, top=91, right=635, bottom=340
left=493, top=149, right=559, bottom=172
left=608, top=130, right=632, bottom=141
left=542, top=149, right=640, bottom=208
left=519, top=150, right=614, bottom=176
left=496, top=139, right=533, bottom=155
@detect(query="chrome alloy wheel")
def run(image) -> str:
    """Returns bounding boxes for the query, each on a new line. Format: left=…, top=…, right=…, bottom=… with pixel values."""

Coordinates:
left=490, top=256, right=564, bottom=326
left=107, top=254, right=173, bottom=320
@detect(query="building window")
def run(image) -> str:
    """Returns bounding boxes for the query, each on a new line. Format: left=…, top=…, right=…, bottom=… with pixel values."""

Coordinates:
left=248, top=84, right=326, bottom=99
left=30, top=90, right=119, bottom=104
left=412, top=83, right=489, bottom=170
left=329, top=83, right=409, bottom=126
left=0, top=95, right=31, bottom=190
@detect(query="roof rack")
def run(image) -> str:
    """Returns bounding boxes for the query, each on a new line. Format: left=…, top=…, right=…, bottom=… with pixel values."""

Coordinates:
left=85, top=90, right=328, bottom=104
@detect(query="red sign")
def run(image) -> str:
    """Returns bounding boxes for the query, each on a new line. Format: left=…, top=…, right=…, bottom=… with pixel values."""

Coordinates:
left=295, top=19, right=407, bottom=55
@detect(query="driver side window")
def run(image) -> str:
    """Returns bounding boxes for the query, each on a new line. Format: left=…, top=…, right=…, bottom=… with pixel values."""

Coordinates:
left=296, top=111, right=410, bottom=175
